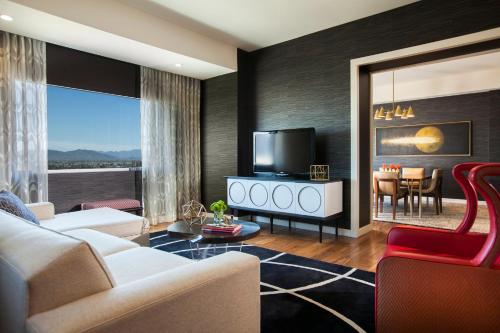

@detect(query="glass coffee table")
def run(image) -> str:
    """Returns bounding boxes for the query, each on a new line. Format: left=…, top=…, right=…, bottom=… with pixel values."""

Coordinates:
left=167, top=218, right=260, bottom=259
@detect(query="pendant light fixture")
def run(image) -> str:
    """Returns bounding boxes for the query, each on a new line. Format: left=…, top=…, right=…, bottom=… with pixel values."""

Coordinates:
left=401, top=108, right=408, bottom=119
left=385, top=71, right=397, bottom=120
left=406, top=105, right=415, bottom=118
left=373, top=70, right=416, bottom=120
left=385, top=109, right=394, bottom=120
left=394, top=105, right=403, bottom=117
left=378, top=106, right=385, bottom=119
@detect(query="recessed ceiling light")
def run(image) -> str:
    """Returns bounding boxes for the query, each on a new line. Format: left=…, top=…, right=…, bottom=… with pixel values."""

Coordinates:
left=0, top=14, right=13, bottom=21
left=175, top=63, right=182, bottom=68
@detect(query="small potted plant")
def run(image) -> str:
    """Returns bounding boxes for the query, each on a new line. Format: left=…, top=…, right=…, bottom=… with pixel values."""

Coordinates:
left=209, top=200, right=228, bottom=225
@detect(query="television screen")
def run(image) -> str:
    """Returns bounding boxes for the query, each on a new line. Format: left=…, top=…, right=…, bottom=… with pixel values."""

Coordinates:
left=253, top=128, right=315, bottom=175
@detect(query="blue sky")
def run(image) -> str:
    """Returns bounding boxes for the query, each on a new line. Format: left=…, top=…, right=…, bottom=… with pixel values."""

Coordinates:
left=48, top=85, right=141, bottom=152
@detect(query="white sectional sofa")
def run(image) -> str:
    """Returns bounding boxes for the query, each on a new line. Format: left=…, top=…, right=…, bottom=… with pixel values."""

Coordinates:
left=26, top=202, right=149, bottom=245
left=0, top=209, right=261, bottom=333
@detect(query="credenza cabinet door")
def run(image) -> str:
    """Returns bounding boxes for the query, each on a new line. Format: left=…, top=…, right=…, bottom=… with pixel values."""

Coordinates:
left=245, top=180, right=270, bottom=210
left=295, top=183, right=325, bottom=217
left=227, top=179, right=247, bottom=206
left=269, top=182, right=296, bottom=214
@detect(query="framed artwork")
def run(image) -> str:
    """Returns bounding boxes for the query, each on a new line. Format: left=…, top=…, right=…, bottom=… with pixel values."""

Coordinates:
left=375, top=121, right=471, bottom=156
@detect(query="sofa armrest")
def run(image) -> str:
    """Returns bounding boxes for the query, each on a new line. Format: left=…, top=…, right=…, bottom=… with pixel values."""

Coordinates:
left=26, top=202, right=55, bottom=220
left=27, top=251, right=261, bottom=333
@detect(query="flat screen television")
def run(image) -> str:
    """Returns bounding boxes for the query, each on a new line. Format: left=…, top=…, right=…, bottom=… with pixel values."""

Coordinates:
left=253, top=128, right=316, bottom=176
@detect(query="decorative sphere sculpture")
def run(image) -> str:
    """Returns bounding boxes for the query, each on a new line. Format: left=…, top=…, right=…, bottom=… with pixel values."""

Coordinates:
left=181, top=200, right=208, bottom=226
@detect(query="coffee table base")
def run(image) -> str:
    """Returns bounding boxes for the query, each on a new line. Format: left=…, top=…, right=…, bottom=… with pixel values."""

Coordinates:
left=187, top=241, right=245, bottom=260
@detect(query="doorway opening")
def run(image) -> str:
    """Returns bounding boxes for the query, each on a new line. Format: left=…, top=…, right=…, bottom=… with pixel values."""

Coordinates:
left=350, top=28, right=500, bottom=237
left=370, top=51, right=499, bottom=232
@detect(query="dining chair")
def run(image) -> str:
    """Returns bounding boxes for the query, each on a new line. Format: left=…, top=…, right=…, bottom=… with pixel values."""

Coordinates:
left=373, top=171, right=408, bottom=220
left=401, top=167, right=425, bottom=185
left=422, top=169, right=443, bottom=215
left=401, top=167, right=425, bottom=217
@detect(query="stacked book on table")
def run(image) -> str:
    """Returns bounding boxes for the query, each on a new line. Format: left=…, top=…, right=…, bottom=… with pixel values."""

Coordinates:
left=202, top=223, right=242, bottom=234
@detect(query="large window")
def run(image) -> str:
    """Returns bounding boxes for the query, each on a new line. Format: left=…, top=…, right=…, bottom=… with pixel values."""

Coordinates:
left=47, top=85, right=141, bottom=170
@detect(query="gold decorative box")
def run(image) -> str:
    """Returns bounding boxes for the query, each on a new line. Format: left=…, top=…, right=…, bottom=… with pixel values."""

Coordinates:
left=310, top=165, right=330, bottom=181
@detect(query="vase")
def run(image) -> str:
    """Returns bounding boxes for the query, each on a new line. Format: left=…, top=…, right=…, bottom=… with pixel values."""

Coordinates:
left=213, top=210, right=225, bottom=225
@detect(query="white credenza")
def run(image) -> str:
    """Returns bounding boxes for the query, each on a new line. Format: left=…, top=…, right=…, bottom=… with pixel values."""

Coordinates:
left=226, top=177, right=343, bottom=218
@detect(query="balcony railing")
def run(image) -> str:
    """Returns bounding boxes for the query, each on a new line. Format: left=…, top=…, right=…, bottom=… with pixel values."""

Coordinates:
left=48, top=168, right=142, bottom=213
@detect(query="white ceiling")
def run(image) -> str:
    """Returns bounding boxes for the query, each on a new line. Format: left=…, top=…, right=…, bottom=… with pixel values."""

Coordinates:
left=120, top=0, right=418, bottom=51
left=372, top=51, right=500, bottom=103
left=0, top=0, right=418, bottom=79
left=0, top=0, right=236, bottom=79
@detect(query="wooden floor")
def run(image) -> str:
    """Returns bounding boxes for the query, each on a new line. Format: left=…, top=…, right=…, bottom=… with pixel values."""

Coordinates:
left=151, top=220, right=397, bottom=272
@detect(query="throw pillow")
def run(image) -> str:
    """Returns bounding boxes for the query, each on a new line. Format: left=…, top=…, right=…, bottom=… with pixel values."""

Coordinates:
left=0, top=190, right=40, bottom=225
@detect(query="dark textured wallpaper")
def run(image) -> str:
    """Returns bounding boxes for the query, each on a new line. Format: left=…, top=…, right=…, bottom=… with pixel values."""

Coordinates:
left=374, top=90, right=500, bottom=199
left=237, top=0, right=500, bottom=229
left=201, top=73, right=238, bottom=206
left=201, top=0, right=500, bottom=229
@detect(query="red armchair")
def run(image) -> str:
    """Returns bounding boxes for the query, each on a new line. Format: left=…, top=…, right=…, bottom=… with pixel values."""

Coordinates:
left=375, top=163, right=500, bottom=333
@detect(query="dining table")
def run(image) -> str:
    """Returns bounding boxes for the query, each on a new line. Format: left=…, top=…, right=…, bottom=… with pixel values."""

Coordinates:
left=400, top=174, right=431, bottom=218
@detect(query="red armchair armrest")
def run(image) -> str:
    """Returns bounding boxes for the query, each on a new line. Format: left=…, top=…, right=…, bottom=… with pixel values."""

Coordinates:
left=387, top=226, right=486, bottom=259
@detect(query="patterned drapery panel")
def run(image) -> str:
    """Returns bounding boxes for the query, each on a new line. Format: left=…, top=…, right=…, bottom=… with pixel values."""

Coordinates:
left=0, top=32, right=48, bottom=203
left=141, top=67, right=200, bottom=225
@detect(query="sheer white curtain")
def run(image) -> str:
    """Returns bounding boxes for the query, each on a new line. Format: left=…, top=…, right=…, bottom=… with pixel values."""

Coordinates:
left=141, top=67, right=200, bottom=225
left=0, top=32, right=47, bottom=202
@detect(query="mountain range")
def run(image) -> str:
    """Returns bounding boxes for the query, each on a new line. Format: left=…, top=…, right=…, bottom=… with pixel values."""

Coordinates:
left=48, top=149, right=141, bottom=161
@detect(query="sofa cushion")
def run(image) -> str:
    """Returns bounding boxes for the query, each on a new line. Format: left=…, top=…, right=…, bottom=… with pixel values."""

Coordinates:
left=40, top=207, right=145, bottom=238
left=0, top=209, right=114, bottom=333
left=0, top=190, right=39, bottom=224
left=64, top=228, right=139, bottom=257
left=26, top=202, right=55, bottom=220
left=104, top=247, right=192, bottom=285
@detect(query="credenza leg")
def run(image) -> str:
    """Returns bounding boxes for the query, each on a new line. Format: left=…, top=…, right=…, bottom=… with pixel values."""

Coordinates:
left=336, top=219, right=339, bottom=239
left=319, top=221, right=323, bottom=243
left=270, top=215, right=274, bottom=234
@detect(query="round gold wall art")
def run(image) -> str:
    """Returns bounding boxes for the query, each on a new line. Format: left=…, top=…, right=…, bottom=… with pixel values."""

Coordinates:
left=181, top=200, right=208, bottom=226
left=415, top=126, right=444, bottom=153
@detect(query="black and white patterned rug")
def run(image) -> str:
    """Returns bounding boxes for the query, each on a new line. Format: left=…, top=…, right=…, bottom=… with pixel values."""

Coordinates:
left=150, top=231, right=375, bottom=333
